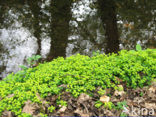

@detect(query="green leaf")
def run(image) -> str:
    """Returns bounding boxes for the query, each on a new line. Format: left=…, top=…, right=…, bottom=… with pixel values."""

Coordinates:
left=136, top=44, right=142, bottom=51
left=19, top=65, right=28, bottom=71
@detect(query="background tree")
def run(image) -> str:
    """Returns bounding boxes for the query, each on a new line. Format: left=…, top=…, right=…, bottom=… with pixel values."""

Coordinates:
left=117, top=0, right=156, bottom=49
left=97, top=0, right=119, bottom=53
left=81, top=0, right=156, bottom=53
left=27, top=0, right=42, bottom=55
left=48, top=0, right=72, bottom=60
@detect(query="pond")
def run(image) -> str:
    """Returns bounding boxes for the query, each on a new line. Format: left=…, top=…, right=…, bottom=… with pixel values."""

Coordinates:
left=0, top=0, right=156, bottom=79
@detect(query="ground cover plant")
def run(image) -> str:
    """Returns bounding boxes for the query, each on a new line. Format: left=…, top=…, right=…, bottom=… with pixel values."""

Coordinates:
left=0, top=48, right=156, bottom=117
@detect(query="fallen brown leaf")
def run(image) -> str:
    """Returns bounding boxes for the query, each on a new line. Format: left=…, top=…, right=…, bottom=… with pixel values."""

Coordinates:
left=104, top=109, right=114, bottom=116
left=114, top=90, right=125, bottom=97
left=58, top=106, right=67, bottom=113
left=126, top=99, right=134, bottom=106
left=7, top=94, right=14, bottom=98
left=74, top=108, right=91, bottom=116
left=149, top=86, right=156, bottom=93
left=100, top=95, right=110, bottom=103
left=77, top=93, right=91, bottom=103
left=133, top=97, right=144, bottom=104
left=2, top=110, right=14, bottom=117
left=145, top=103, right=156, bottom=109
left=111, top=97, right=119, bottom=103
left=22, top=100, right=39, bottom=115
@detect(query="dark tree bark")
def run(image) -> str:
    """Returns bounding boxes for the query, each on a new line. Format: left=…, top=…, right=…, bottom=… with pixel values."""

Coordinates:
left=48, top=0, right=72, bottom=60
left=27, top=0, right=42, bottom=55
left=97, top=0, right=120, bottom=54
left=0, top=2, right=5, bottom=28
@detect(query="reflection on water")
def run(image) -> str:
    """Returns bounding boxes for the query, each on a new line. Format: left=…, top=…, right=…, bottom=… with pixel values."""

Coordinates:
left=0, top=0, right=156, bottom=79
left=0, top=23, right=155, bottom=79
left=0, top=23, right=51, bottom=78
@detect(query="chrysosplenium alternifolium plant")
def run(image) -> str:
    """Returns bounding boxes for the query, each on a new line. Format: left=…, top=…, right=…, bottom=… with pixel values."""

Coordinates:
left=0, top=49, right=155, bottom=116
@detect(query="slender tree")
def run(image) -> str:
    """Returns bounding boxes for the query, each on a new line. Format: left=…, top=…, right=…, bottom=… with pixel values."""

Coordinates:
left=48, top=0, right=72, bottom=60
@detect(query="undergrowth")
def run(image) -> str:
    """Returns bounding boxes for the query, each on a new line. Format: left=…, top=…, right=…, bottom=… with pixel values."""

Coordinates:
left=0, top=49, right=155, bottom=116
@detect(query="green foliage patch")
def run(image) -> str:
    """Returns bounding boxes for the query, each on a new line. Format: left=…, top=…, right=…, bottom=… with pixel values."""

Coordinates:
left=0, top=49, right=155, bottom=116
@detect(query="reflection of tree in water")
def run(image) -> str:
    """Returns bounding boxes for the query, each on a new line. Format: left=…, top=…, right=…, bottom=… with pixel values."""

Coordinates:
left=0, top=42, right=5, bottom=80
left=70, top=0, right=156, bottom=54
left=117, top=0, right=156, bottom=49
left=0, top=0, right=156, bottom=78
left=0, top=27, right=38, bottom=78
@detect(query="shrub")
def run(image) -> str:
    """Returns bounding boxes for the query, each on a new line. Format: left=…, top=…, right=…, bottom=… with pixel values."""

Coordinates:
left=0, top=49, right=155, bottom=116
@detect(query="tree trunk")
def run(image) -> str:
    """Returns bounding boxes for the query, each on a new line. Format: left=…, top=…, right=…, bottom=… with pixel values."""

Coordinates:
left=97, top=0, right=119, bottom=54
left=27, top=0, right=42, bottom=55
left=48, top=0, right=72, bottom=60
left=0, top=3, right=4, bottom=28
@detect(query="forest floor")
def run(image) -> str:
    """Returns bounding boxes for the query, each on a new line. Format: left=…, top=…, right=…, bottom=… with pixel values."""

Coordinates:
left=3, top=81, right=155, bottom=117
left=45, top=81, right=156, bottom=116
